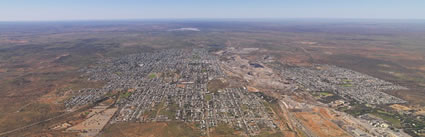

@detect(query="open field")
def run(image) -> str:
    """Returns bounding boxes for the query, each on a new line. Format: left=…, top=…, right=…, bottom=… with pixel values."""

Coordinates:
left=100, top=122, right=202, bottom=137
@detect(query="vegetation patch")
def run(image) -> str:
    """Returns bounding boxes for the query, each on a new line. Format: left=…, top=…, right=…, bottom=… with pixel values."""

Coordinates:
left=205, top=94, right=212, bottom=102
left=148, top=73, right=157, bottom=79
left=192, top=54, right=201, bottom=60
left=241, top=104, right=249, bottom=111
left=120, top=92, right=132, bottom=99
left=342, top=79, right=352, bottom=82
left=370, top=110, right=402, bottom=128
left=340, top=83, right=353, bottom=87
left=343, top=103, right=373, bottom=116
left=201, top=68, right=207, bottom=73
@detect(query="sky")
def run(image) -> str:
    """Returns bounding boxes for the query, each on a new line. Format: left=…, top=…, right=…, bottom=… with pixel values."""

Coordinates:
left=1, top=0, right=425, bottom=21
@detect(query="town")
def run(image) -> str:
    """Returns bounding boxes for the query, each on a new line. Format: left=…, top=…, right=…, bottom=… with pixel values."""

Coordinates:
left=62, top=47, right=417, bottom=137
left=64, top=49, right=278, bottom=136
left=273, top=64, right=407, bottom=104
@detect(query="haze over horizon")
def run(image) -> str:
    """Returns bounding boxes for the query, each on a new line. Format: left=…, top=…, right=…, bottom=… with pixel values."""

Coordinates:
left=1, top=0, right=425, bottom=21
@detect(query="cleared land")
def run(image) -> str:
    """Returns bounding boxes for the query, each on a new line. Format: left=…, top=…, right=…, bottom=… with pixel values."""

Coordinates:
left=100, top=122, right=202, bottom=137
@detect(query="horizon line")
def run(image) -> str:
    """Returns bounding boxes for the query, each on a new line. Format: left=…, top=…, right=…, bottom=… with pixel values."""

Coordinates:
left=1, top=17, right=425, bottom=23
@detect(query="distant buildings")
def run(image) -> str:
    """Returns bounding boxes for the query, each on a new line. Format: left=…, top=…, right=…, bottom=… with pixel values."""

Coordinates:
left=274, top=64, right=407, bottom=104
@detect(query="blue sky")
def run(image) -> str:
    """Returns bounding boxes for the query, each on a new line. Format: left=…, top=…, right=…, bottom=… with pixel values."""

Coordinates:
left=1, top=0, right=425, bottom=21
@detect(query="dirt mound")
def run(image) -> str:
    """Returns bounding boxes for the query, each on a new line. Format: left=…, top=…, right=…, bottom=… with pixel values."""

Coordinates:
left=390, top=104, right=411, bottom=111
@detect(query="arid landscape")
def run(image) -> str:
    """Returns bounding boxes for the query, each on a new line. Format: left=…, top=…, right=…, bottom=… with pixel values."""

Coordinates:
left=1, top=20, right=425, bottom=137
